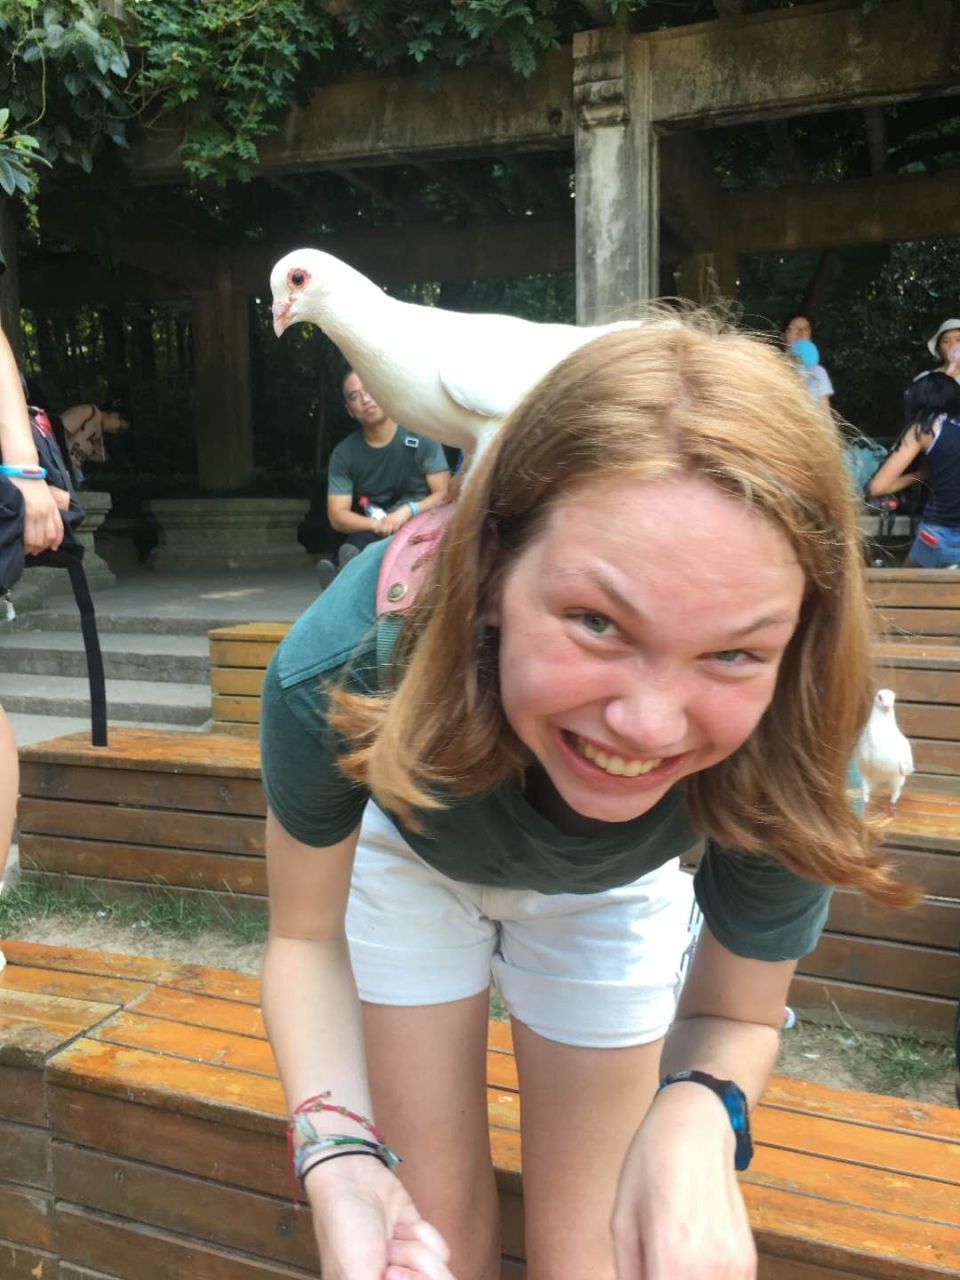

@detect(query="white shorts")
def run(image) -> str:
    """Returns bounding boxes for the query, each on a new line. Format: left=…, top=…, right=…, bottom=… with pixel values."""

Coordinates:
left=345, top=802, right=697, bottom=1049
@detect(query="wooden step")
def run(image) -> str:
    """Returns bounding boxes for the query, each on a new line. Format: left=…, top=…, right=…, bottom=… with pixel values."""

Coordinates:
left=1, top=942, right=958, bottom=1279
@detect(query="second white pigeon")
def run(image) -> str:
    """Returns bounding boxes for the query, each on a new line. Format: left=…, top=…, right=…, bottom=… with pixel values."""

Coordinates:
left=856, top=688, right=914, bottom=813
left=270, top=248, right=643, bottom=468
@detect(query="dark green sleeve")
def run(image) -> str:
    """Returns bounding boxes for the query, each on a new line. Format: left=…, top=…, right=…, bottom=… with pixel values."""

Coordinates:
left=693, top=842, right=832, bottom=961
left=418, top=436, right=450, bottom=475
left=259, top=655, right=369, bottom=847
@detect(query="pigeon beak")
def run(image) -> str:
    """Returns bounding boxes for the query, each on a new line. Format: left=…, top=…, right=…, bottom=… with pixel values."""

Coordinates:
left=272, top=298, right=292, bottom=337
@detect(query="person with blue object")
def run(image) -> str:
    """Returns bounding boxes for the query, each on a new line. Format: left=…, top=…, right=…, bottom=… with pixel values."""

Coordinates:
left=259, top=317, right=914, bottom=1280
left=784, top=314, right=833, bottom=416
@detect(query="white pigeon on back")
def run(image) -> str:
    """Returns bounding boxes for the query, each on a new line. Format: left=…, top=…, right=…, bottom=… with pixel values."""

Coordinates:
left=270, top=248, right=642, bottom=466
left=856, top=688, right=915, bottom=814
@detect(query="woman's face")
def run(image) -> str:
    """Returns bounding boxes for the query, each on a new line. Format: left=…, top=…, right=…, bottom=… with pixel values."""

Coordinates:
left=938, top=329, right=960, bottom=363
left=491, top=476, right=805, bottom=826
left=784, top=316, right=812, bottom=345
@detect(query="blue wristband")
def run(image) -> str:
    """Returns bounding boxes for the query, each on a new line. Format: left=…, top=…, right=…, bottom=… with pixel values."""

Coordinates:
left=0, top=464, right=46, bottom=480
left=658, top=1070, right=754, bottom=1171
left=407, top=501, right=419, bottom=517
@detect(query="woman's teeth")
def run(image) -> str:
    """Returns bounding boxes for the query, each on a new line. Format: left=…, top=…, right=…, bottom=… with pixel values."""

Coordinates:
left=576, top=737, right=662, bottom=777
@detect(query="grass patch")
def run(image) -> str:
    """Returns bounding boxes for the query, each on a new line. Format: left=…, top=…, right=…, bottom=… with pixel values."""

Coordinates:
left=0, top=878, right=268, bottom=946
left=864, top=1030, right=954, bottom=1095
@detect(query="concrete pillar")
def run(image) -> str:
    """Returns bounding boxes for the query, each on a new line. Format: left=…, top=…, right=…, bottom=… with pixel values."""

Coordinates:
left=573, top=28, right=657, bottom=324
left=191, top=252, right=254, bottom=492
left=0, top=198, right=23, bottom=363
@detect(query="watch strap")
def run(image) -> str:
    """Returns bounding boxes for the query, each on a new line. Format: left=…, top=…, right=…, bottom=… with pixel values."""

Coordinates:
left=658, top=1069, right=754, bottom=1171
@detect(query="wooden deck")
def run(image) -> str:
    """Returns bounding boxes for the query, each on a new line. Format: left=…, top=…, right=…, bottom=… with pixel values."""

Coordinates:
left=1, top=941, right=958, bottom=1279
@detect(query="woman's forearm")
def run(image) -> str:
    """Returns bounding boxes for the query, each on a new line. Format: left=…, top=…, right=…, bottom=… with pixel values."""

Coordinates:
left=0, top=330, right=39, bottom=467
left=660, top=1014, right=780, bottom=1107
left=262, top=933, right=374, bottom=1121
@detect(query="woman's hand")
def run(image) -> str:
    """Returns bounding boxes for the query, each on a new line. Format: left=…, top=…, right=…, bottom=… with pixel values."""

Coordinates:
left=10, top=478, right=63, bottom=554
left=306, top=1155, right=456, bottom=1280
left=611, top=1084, right=756, bottom=1279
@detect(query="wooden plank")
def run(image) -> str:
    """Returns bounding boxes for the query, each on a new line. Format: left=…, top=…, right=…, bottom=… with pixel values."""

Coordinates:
left=50, top=1087, right=288, bottom=1199
left=18, top=763, right=266, bottom=817
left=0, top=1118, right=50, bottom=1189
left=165, top=965, right=261, bottom=1005
left=867, top=572, right=960, bottom=607
left=19, top=728, right=261, bottom=778
left=130, top=988, right=266, bottom=1038
left=873, top=642, right=960, bottom=668
left=0, top=941, right=184, bottom=986
left=20, top=836, right=267, bottom=896
left=0, top=985, right=123, bottom=1039
left=747, top=1144, right=960, bottom=1229
left=896, top=702, right=960, bottom=739
left=19, top=799, right=265, bottom=856
left=210, top=668, right=267, bottom=697
left=91, top=1012, right=276, bottom=1076
left=746, top=1181, right=960, bottom=1278
left=759, top=1074, right=960, bottom=1143
left=0, top=1184, right=54, bottom=1251
left=212, top=721, right=260, bottom=739
left=208, top=622, right=290, bottom=645
left=54, top=1146, right=319, bottom=1272
left=878, top=607, right=960, bottom=638
left=0, top=964, right=150, bottom=1007
left=0, top=1063, right=46, bottom=1125
left=799, top=932, right=960, bottom=998
left=211, top=695, right=261, bottom=725
left=910, top=737, right=960, bottom=776
left=56, top=1202, right=318, bottom=1279
left=0, top=1240, right=58, bottom=1279
left=878, top=847, right=960, bottom=898
left=47, top=1039, right=285, bottom=1133
left=879, top=667, right=960, bottom=704
left=209, top=637, right=286, bottom=668
left=826, top=889, right=958, bottom=947
left=790, top=974, right=957, bottom=1036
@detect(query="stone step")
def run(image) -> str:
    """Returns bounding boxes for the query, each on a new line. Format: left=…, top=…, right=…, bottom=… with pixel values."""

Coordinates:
left=5, top=611, right=256, bottom=638
left=0, top=632, right=209, bottom=683
left=0, top=674, right=211, bottom=727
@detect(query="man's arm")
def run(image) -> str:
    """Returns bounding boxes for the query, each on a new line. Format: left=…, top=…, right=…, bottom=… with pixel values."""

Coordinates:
left=327, top=492, right=380, bottom=535
left=377, top=469, right=450, bottom=536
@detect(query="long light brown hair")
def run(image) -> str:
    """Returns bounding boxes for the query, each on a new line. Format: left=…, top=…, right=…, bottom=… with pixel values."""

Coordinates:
left=331, top=317, right=914, bottom=906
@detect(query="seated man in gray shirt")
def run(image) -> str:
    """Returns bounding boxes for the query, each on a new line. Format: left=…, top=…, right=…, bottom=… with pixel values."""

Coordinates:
left=317, top=370, right=450, bottom=587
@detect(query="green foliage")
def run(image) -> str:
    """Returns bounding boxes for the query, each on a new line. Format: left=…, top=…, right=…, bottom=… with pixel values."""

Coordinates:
left=127, top=0, right=338, bottom=183
left=0, top=1, right=130, bottom=174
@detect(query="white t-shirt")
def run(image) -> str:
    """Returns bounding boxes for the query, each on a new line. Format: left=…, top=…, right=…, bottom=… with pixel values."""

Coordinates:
left=802, top=364, right=834, bottom=400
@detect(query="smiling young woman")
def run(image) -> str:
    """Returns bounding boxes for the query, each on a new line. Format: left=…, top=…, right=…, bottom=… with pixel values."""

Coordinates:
left=260, top=317, right=913, bottom=1280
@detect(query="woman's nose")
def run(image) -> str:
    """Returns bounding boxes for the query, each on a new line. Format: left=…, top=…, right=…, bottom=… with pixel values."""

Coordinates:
left=603, top=677, right=689, bottom=754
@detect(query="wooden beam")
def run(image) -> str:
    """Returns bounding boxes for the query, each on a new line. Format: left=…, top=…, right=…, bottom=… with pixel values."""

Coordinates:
left=129, top=50, right=575, bottom=182
left=20, top=256, right=186, bottom=307
left=646, top=0, right=960, bottom=128
left=727, top=168, right=960, bottom=254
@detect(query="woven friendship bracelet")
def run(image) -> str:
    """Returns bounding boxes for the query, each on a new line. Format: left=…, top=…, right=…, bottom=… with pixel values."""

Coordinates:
left=299, top=1147, right=391, bottom=1185
left=289, top=1091, right=387, bottom=1146
left=286, top=1092, right=399, bottom=1202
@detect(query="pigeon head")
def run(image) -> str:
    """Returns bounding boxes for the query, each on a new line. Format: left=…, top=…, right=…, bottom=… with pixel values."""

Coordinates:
left=270, top=250, right=320, bottom=336
left=874, top=688, right=896, bottom=713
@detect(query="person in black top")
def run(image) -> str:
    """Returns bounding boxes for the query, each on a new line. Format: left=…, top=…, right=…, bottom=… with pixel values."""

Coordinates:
left=868, top=372, right=960, bottom=567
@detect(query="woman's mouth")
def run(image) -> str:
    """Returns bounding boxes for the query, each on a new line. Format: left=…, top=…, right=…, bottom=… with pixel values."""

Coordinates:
left=575, top=735, right=662, bottom=777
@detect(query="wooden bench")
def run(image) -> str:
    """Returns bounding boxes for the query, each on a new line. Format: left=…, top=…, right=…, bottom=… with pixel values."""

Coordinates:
left=0, top=941, right=957, bottom=1279
left=17, top=728, right=267, bottom=911
left=18, top=726, right=960, bottom=1037
left=867, top=568, right=960, bottom=643
left=209, top=622, right=290, bottom=737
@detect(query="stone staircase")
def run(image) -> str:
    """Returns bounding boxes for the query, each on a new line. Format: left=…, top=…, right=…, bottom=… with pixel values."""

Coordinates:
left=0, top=615, right=213, bottom=744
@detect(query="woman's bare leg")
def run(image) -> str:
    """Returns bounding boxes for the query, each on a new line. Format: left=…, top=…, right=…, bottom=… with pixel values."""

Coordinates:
left=363, top=990, right=502, bottom=1280
left=512, top=1017, right=663, bottom=1280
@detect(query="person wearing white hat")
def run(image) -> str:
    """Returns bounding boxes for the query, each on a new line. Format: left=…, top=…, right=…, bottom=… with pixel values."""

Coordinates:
left=926, top=318, right=960, bottom=382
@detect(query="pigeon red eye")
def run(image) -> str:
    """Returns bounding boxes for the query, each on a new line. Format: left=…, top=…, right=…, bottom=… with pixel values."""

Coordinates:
left=290, top=270, right=306, bottom=287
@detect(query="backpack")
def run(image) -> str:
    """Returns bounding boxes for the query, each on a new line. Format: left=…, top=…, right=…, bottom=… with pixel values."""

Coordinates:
left=0, top=407, right=107, bottom=745
left=843, top=437, right=888, bottom=499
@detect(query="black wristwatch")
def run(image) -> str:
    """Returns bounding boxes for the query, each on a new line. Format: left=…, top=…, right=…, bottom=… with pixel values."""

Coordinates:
left=658, top=1070, right=754, bottom=1171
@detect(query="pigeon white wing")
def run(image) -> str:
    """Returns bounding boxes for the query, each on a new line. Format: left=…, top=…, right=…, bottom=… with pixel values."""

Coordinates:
left=438, top=316, right=640, bottom=420
left=898, top=731, right=915, bottom=776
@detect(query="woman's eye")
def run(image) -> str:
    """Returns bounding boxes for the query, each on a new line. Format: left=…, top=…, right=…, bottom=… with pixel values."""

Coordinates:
left=713, top=649, right=750, bottom=664
left=577, top=611, right=615, bottom=636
